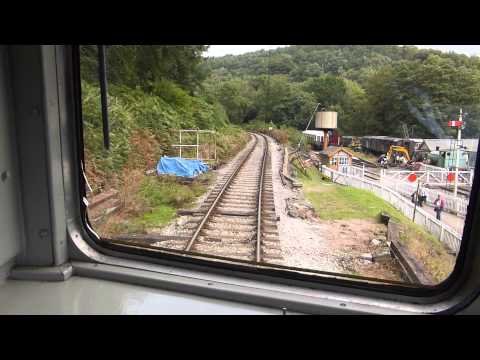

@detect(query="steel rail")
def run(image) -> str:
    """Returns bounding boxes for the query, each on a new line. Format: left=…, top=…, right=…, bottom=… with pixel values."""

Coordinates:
left=256, top=134, right=269, bottom=263
left=184, top=134, right=259, bottom=252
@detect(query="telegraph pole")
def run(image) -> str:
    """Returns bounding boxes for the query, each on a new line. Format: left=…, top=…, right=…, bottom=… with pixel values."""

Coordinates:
left=265, top=50, right=271, bottom=127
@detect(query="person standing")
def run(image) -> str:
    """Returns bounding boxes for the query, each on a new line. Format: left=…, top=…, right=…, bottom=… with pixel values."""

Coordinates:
left=434, top=195, right=444, bottom=221
left=419, top=187, right=427, bottom=207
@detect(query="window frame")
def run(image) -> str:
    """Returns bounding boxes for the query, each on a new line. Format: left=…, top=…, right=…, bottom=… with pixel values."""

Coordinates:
left=65, top=45, right=480, bottom=313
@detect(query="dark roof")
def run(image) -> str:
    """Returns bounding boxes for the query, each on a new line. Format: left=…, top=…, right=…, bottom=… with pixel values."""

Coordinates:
left=422, top=139, right=479, bottom=152
left=319, top=146, right=353, bottom=157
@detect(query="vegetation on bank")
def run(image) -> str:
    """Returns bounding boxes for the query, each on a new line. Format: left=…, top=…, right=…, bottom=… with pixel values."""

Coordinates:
left=82, top=81, right=245, bottom=191
left=102, top=173, right=214, bottom=235
left=243, top=120, right=304, bottom=148
left=82, top=77, right=248, bottom=234
left=294, top=165, right=455, bottom=283
left=81, top=46, right=249, bottom=234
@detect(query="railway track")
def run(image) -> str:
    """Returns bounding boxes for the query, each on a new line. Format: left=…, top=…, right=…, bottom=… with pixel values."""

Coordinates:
left=183, top=133, right=281, bottom=263
left=111, top=133, right=282, bottom=264
left=435, top=185, right=471, bottom=198
left=351, top=158, right=382, bottom=181
left=352, top=157, right=379, bottom=169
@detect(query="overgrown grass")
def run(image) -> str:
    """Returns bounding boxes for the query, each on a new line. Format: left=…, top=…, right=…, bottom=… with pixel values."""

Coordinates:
left=296, top=164, right=402, bottom=221
left=216, top=126, right=249, bottom=164
left=108, top=206, right=177, bottom=235
left=295, top=164, right=455, bottom=283
left=135, top=206, right=177, bottom=230
left=134, top=174, right=212, bottom=230
left=108, top=173, right=213, bottom=235
left=139, top=176, right=209, bottom=209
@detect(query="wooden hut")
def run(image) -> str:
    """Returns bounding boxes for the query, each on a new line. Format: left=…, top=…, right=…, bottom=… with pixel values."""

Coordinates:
left=319, top=146, right=353, bottom=172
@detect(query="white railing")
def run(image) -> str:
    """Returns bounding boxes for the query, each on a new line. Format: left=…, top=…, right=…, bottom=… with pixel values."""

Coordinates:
left=347, top=165, right=470, bottom=218
left=419, top=164, right=447, bottom=172
left=346, top=165, right=379, bottom=179
left=385, top=168, right=474, bottom=186
left=321, top=166, right=462, bottom=254
left=381, top=177, right=470, bottom=219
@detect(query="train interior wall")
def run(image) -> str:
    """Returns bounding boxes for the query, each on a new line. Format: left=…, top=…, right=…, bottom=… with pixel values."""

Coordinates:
left=0, top=46, right=23, bottom=283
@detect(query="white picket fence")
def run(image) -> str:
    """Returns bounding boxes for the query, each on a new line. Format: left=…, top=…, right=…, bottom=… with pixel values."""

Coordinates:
left=385, top=168, right=474, bottom=187
left=321, top=166, right=462, bottom=254
left=346, top=165, right=470, bottom=218
left=382, top=177, right=470, bottom=218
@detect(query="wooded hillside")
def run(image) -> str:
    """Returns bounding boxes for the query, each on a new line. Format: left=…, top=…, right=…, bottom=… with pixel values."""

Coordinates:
left=204, top=45, right=480, bottom=138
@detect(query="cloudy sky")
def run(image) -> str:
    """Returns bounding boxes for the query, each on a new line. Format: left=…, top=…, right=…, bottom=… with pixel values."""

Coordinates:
left=206, top=45, right=480, bottom=57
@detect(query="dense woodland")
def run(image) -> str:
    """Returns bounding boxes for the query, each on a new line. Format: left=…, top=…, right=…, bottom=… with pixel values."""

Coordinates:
left=204, top=45, right=480, bottom=138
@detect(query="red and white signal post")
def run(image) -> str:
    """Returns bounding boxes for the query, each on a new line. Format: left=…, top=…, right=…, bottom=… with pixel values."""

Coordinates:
left=449, top=109, right=465, bottom=198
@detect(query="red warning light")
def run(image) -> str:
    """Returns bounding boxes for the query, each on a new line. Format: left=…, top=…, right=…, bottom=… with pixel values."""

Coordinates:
left=408, top=174, right=417, bottom=183
left=447, top=173, right=456, bottom=182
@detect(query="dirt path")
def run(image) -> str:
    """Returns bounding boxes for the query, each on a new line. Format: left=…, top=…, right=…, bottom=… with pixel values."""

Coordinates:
left=269, top=138, right=404, bottom=282
left=268, top=138, right=341, bottom=273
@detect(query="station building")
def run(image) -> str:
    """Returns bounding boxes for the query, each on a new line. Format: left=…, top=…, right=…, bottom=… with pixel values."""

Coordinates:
left=318, top=146, right=353, bottom=173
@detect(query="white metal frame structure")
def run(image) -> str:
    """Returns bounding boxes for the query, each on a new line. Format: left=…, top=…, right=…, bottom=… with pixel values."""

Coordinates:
left=172, top=129, right=217, bottom=161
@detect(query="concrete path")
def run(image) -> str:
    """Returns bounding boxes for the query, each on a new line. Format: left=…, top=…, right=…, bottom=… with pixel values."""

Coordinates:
left=417, top=203, right=465, bottom=235
left=381, top=177, right=466, bottom=235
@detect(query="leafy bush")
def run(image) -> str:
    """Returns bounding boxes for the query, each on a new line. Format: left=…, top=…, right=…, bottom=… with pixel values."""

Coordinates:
left=82, top=80, right=240, bottom=191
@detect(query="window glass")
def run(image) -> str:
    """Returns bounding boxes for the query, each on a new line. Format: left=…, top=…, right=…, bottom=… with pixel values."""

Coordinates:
left=80, top=45, right=480, bottom=287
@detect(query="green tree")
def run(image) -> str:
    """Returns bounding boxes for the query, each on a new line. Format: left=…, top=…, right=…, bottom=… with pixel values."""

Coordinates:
left=302, top=74, right=347, bottom=107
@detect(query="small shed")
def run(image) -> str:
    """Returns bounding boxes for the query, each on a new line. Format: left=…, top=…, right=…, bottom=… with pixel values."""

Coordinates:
left=319, top=146, right=353, bottom=172
left=418, top=139, right=478, bottom=170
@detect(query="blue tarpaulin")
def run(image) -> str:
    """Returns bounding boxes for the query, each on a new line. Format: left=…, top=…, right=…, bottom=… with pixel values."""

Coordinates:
left=157, top=157, right=209, bottom=178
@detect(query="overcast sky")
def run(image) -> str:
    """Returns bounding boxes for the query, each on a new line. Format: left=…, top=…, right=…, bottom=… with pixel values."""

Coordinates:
left=206, top=45, right=480, bottom=57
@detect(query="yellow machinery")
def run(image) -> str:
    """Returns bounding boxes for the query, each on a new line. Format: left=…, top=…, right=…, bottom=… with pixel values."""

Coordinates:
left=387, top=146, right=411, bottom=160
left=350, top=137, right=361, bottom=151
left=379, top=146, right=411, bottom=168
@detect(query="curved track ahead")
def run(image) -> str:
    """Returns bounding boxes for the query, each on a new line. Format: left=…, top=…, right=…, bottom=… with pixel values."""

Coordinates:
left=184, top=133, right=282, bottom=263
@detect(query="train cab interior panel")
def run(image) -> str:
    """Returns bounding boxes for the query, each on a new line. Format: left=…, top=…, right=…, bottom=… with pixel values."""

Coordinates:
left=1, top=45, right=480, bottom=315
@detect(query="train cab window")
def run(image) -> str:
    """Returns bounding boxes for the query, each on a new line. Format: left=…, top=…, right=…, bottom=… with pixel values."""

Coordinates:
left=78, top=45, right=480, bottom=292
